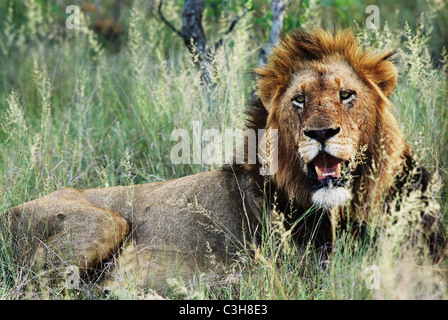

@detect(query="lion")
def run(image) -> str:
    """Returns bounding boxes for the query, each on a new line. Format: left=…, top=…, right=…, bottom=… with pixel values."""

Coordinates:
left=3, top=29, right=442, bottom=292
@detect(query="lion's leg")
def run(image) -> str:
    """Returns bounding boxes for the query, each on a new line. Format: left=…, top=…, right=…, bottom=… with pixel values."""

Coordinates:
left=4, top=188, right=130, bottom=274
left=103, top=240, right=207, bottom=295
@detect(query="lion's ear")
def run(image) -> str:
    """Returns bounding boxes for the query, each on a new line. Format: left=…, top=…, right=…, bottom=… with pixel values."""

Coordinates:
left=369, top=51, right=398, bottom=97
left=256, top=72, right=277, bottom=112
left=259, top=95, right=272, bottom=112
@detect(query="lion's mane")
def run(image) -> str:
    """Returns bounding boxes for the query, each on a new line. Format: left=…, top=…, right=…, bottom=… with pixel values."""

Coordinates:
left=227, top=29, right=434, bottom=249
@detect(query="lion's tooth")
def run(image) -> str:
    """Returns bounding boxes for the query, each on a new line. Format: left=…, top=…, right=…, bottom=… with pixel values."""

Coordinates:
left=335, top=162, right=341, bottom=177
left=315, top=166, right=323, bottom=179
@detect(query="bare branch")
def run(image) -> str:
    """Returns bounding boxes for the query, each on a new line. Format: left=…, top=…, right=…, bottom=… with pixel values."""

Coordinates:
left=214, top=7, right=248, bottom=50
left=157, top=0, right=183, bottom=38
left=223, top=7, right=248, bottom=36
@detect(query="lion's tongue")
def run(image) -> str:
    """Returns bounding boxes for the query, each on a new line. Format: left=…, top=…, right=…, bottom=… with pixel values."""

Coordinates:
left=313, top=154, right=343, bottom=181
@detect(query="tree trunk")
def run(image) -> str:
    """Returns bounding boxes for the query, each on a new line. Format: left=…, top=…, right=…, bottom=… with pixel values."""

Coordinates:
left=180, top=0, right=213, bottom=87
left=113, top=0, right=121, bottom=23
left=158, top=0, right=247, bottom=89
left=258, top=0, right=290, bottom=66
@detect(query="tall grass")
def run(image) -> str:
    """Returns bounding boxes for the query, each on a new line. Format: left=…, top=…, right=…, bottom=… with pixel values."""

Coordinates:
left=0, top=1, right=447, bottom=299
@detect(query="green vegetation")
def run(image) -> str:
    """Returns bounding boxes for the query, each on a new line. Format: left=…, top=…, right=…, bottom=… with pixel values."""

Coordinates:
left=0, top=0, right=447, bottom=299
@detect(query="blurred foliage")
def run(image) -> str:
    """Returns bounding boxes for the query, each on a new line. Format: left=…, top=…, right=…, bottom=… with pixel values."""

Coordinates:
left=0, top=0, right=446, bottom=59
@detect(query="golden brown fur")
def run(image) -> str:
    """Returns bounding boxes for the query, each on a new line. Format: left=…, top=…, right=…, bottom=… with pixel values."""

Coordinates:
left=3, top=29, right=437, bottom=291
left=254, top=29, right=409, bottom=222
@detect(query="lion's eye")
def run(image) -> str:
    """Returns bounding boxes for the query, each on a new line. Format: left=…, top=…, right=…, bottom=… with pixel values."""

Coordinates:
left=340, top=90, right=354, bottom=100
left=291, top=95, right=305, bottom=108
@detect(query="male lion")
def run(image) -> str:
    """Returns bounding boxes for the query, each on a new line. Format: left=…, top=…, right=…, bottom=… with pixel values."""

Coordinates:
left=3, top=29, right=442, bottom=291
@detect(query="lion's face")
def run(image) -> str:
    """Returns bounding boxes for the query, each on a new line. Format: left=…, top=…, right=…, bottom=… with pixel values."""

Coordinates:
left=274, top=61, right=378, bottom=207
left=256, top=29, right=401, bottom=212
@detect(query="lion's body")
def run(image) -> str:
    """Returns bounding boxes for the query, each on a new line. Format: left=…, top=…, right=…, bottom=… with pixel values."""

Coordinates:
left=81, top=170, right=255, bottom=278
left=6, top=170, right=260, bottom=289
left=4, top=29, right=441, bottom=291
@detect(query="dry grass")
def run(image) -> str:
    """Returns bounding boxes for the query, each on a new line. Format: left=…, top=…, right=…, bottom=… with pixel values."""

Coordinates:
left=0, top=1, right=447, bottom=300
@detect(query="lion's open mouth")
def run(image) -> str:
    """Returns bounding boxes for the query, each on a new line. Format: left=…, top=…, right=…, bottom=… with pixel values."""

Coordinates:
left=307, top=152, right=349, bottom=191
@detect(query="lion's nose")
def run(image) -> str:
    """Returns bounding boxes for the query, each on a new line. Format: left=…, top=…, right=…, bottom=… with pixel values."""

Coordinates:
left=304, top=127, right=340, bottom=143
